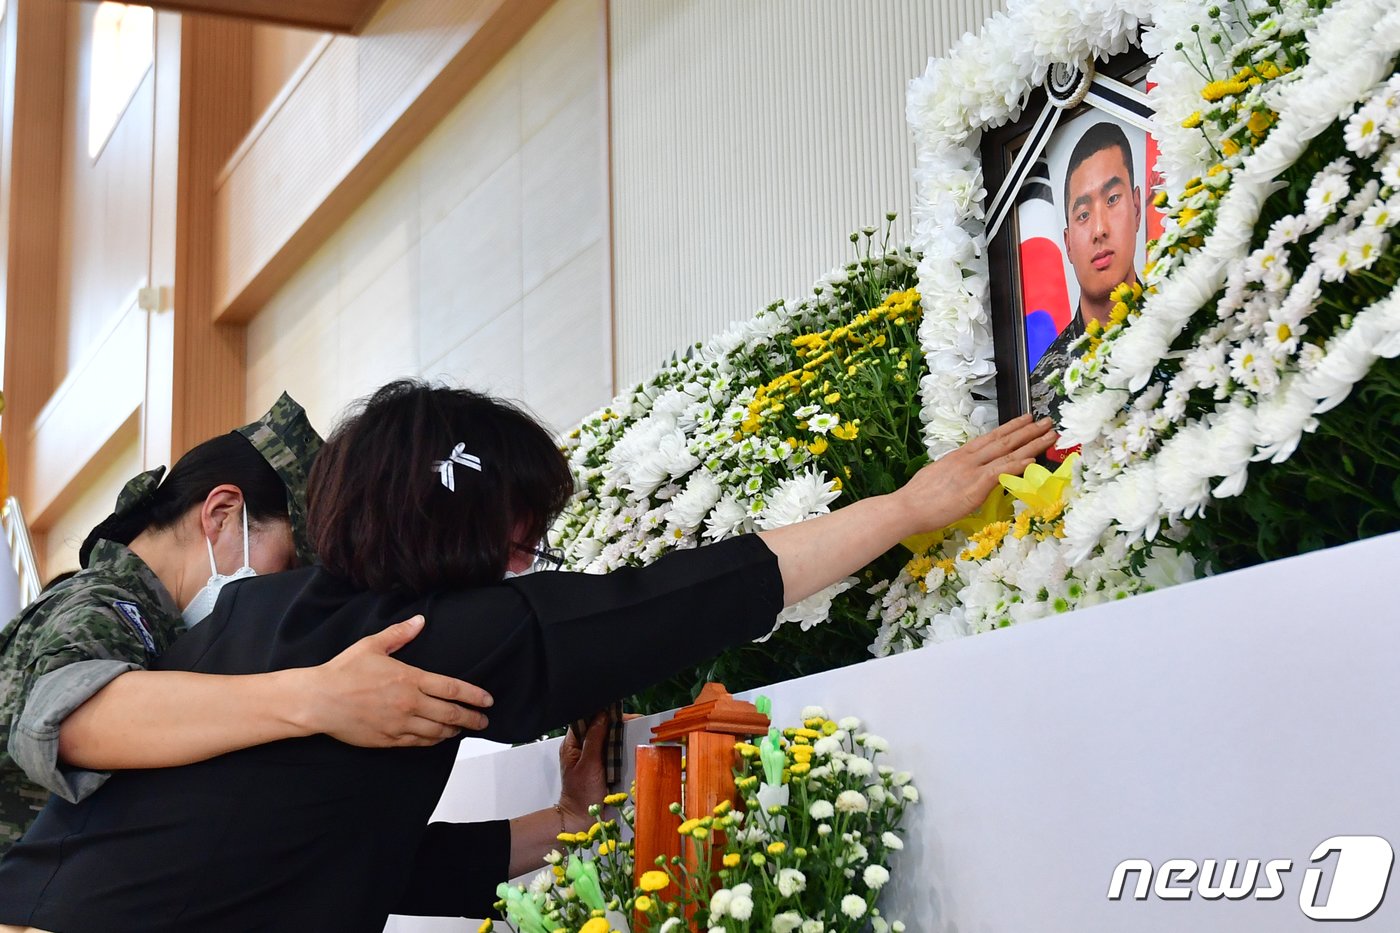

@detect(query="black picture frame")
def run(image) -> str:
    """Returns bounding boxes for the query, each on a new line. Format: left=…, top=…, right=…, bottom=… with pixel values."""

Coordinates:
left=982, top=48, right=1155, bottom=428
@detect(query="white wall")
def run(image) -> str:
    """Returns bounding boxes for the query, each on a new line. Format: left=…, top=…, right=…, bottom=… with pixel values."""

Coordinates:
left=42, top=437, right=141, bottom=576
left=245, top=0, right=612, bottom=436
left=608, top=0, right=1007, bottom=387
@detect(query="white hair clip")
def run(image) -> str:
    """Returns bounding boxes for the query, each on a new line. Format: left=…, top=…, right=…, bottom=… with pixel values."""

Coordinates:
left=433, top=442, right=482, bottom=491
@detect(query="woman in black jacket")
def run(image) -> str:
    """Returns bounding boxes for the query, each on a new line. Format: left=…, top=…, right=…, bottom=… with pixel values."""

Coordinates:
left=0, top=380, right=1053, bottom=932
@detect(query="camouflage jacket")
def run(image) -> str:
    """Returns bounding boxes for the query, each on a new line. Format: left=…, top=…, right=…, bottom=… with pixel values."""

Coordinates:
left=0, top=539, right=183, bottom=855
left=1029, top=309, right=1086, bottom=425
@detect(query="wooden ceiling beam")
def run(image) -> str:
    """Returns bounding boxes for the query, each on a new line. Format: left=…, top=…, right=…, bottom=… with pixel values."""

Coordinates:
left=62, top=0, right=388, bottom=35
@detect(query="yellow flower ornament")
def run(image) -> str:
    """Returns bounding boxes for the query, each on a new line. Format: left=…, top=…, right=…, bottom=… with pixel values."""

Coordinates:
left=998, top=453, right=1079, bottom=515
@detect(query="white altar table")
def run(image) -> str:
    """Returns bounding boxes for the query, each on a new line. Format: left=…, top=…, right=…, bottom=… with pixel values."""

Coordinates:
left=387, top=530, right=1400, bottom=932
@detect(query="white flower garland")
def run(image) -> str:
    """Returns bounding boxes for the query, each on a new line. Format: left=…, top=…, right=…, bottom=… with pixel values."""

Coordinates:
left=900, top=0, right=1400, bottom=647
left=1061, top=0, right=1400, bottom=557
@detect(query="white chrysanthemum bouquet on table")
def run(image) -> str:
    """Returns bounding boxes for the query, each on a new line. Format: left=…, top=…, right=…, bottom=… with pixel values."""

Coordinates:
left=552, top=224, right=943, bottom=712
left=488, top=708, right=916, bottom=933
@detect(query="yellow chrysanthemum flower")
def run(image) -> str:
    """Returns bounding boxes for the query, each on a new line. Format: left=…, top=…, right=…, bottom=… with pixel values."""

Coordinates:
left=478, top=921, right=493, bottom=933
left=830, top=422, right=859, bottom=441
left=635, top=895, right=653, bottom=912
left=639, top=870, right=671, bottom=893
left=807, top=436, right=829, bottom=456
left=604, top=792, right=629, bottom=806
left=677, top=819, right=700, bottom=835
left=579, top=919, right=610, bottom=933
left=1180, top=110, right=1203, bottom=129
left=768, top=841, right=788, bottom=856
left=1247, top=109, right=1275, bottom=138
left=723, top=852, right=742, bottom=868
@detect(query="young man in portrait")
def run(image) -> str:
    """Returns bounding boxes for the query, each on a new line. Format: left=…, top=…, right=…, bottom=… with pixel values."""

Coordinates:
left=1028, top=120, right=1143, bottom=423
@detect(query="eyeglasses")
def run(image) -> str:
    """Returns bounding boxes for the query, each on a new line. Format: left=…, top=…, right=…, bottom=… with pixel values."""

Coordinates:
left=516, top=542, right=564, bottom=573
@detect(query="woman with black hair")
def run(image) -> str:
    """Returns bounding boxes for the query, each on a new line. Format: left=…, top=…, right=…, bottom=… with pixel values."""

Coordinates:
left=0, top=380, right=1055, bottom=931
left=0, top=394, right=493, bottom=856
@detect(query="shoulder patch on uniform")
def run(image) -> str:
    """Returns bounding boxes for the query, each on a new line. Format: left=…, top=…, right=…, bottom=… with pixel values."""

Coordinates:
left=111, top=599, right=157, bottom=657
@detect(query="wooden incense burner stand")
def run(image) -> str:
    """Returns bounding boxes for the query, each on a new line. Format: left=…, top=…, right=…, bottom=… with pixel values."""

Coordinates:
left=632, top=683, right=769, bottom=929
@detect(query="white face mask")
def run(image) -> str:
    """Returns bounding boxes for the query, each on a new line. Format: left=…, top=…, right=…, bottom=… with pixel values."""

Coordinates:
left=181, top=506, right=257, bottom=626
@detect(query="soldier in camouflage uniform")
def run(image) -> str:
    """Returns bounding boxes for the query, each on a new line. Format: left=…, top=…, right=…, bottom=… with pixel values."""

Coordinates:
left=0, top=393, right=322, bottom=854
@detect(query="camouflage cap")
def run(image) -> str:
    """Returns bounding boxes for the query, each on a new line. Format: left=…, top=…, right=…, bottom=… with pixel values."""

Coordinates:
left=235, top=392, right=324, bottom=566
left=113, top=466, right=168, bottom=519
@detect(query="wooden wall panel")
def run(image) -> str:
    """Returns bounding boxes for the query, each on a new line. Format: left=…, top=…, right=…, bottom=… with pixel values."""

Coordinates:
left=211, top=0, right=555, bottom=324
left=27, top=300, right=146, bottom=527
left=170, top=15, right=253, bottom=454
left=249, top=23, right=326, bottom=126
left=2, top=0, right=68, bottom=554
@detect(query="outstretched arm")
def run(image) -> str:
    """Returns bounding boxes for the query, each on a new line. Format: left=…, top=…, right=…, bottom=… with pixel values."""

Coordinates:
left=757, top=414, right=1056, bottom=604
left=53, top=616, right=494, bottom=771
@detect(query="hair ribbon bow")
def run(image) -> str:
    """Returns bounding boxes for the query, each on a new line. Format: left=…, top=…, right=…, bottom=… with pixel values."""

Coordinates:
left=433, top=443, right=482, bottom=491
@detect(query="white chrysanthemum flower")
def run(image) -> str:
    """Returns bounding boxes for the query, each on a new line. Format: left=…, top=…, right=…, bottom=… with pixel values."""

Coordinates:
left=862, top=734, right=889, bottom=753
left=527, top=868, right=553, bottom=894
left=868, top=784, right=888, bottom=804
left=709, top=888, right=732, bottom=918
left=729, top=893, right=754, bottom=922
left=902, top=785, right=920, bottom=802
left=703, top=493, right=751, bottom=542
left=659, top=919, right=682, bottom=933
left=809, top=799, right=835, bottom=820
left=1381, top=148, right=1400, bottom=189
left=776, top=868, right=808, bottom=898
left=666, top=470, right=722, bottom=533
left=864, top=864, right=891, bottom=889
left=808, top=411, right=839, bottom=434
left=772, top=912, right=803, bottom=933
left=847, top=840, right=869, bottom=863
left=1360, top=195, right=1399, bottom=231
left=1347, top=226, right=1387, bottom=271
left=1344, top=179, right=1381, bottom=219
left=1344, top=100, right=1387, bottom=157
left=1310, top=234, right=1354, bottom=283
left=1268, top=213, right=1307, bottom=245
left=1297, top=342, right=1326, bottom=371
left=882, top=831, right=905, bottom=850
left=1304, top=170, right=1350, bottom=223
left=1261, top=261, right=1292, bottom=295
left=835, top=790, right=869, bottom=813
left=1263, top=318, right=1303, bottom=356
left=799, top=704, right=826, bottom=720
left=841, top=894, right=868, bottom=919
left=792, top=404, right=821, bottom=420
left=817, top=823, right=832, bottom=836
left=847, top=757, right=874, bottom=778
left=837, top=716, right=860, bottom=731
left=813, top=736, right=841, bottom=756
left=756, top=469, right=841, bottom=530
left=800, top=921, right=825, bottom=933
